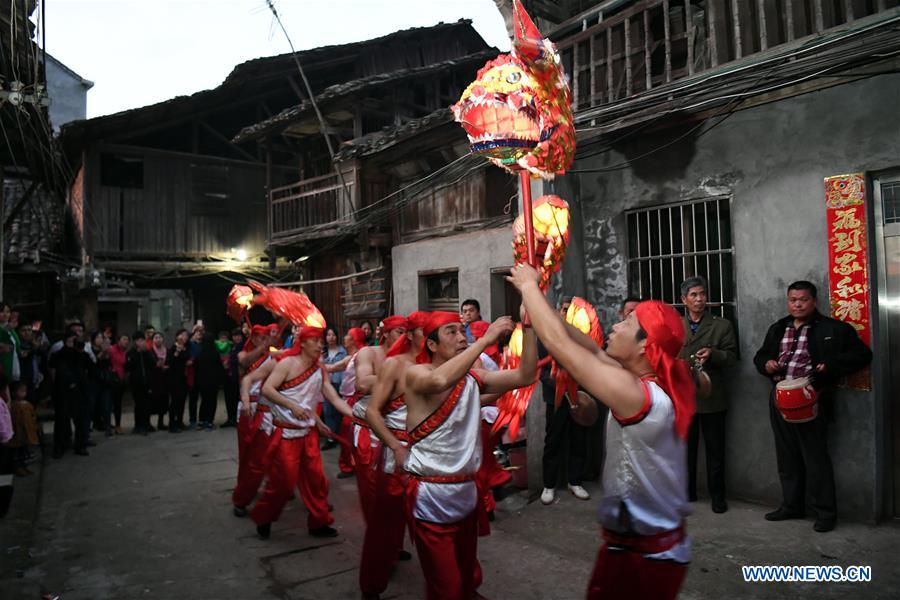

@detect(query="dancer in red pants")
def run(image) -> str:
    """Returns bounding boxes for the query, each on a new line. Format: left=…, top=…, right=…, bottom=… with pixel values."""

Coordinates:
left=251, top=326, right=353, bottom=540
left=348, top=315, right=408, bottom=524
left=509, top=263, right=695, bottom=600
left=403, top=311, right=536, bottom=600
left=358, top=311, right=429, bottom=599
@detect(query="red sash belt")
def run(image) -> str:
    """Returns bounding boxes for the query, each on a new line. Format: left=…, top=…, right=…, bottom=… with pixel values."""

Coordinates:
left=384, top=395, right=405, bottom=414
left=602, top=523, right=686, bottom=555
left=409, top=473, right=475, bottom=484
left=256, top=404, right=271, bottom=413
left=351, top=415, right=370, bottom=429
left=346, top=391, right=365, bottom=406
left=249, top=394, right=259, bottom=403
left=272, top=418, right=308, bottom=430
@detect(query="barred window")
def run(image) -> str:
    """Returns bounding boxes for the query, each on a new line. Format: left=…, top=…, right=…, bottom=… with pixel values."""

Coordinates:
left=626, top=197, right=735, bottom=321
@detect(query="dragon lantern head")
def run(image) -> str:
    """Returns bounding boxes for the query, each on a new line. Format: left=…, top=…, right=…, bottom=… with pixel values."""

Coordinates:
left=452, top=0, right=575, bottom=179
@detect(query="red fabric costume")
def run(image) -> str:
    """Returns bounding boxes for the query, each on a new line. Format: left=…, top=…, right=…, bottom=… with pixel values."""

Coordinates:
left=404, top=312, right=489, bottom=600
left=586, top=300, right=694, bottom=600
left=250, top=335, right=334, bottom=531
left=358, top=310, right=430, bottom=596
left=339, top=327, right=369, bottom=475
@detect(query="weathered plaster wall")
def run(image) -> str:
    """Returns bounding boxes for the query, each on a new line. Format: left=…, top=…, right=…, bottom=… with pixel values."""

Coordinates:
left=548, top=73, right=900, bottom=520
left=392, top=227, right=515, bottom=320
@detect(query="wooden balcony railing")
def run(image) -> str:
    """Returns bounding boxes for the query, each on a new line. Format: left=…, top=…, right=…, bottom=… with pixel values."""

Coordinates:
left=557, top=0, right=897, bottom=112
left=268, top=169, right=357, bottom=243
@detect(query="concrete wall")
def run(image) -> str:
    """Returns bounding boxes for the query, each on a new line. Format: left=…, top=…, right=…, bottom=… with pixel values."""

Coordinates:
left=46, top=56, right=91, bottom=132
left=392, top=227, right=515, bottom=319
left=548, top=73, right=900, bottom=520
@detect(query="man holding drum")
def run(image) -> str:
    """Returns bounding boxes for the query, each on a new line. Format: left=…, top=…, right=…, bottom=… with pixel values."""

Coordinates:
left=753, top=280, right=871, bottom=532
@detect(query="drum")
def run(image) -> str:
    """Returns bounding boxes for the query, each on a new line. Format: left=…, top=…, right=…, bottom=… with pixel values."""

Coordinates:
left=775, top=377, right=818, bottom=423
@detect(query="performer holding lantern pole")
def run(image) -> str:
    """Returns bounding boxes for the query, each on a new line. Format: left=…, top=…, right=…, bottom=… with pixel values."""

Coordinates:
left=509, top=262, right=695, bottom=600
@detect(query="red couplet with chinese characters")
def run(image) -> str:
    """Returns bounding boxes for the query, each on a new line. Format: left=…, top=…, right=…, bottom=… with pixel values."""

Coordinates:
left=824, top=173, right=871, bottom=390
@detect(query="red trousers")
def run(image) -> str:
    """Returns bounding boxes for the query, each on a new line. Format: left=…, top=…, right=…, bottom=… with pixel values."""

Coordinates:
left=406, top=480, right=482, bottom=600
left=359, top=451, right=408, bottom=596
left=353, top=427, right=378, bottom=523
left=232, top=423, right=270, bottom=508
left=586, top=544, right=687, bottom=600
left=338, top=416, right=355, bottom=473
left=251, top=431, right=334, bottom=530
left=477, top=422, right=511, bottom=514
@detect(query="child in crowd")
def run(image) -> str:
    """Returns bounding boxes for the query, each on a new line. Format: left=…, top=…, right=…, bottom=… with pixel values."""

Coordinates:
left=8, top=381, right=39, bottom=476
left=215, top=330, right=233, bottom=370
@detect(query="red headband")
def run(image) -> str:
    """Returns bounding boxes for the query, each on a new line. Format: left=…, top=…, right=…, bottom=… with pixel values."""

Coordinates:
left=633, top=301, right=695, bottom=440
left=380, top=315, right=409, bottom=343
left=243, top=324, right=278, bottom=353
left=279, top=326, right=324, bottom=360
left=417, top=311, right=462, bottom=363
left=348, top=327, right=368, bottom=350
left=386, top=310, right=431, bottom=358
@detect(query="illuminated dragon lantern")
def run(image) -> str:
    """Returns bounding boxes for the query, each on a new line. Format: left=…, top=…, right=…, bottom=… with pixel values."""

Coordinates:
left=512, top=194, right=570, bottom=290
left=452, top=0, right=575, bottom=179
left=553, top=297, right=603, bottom=407
left=248, top=280, right=326, bottom=329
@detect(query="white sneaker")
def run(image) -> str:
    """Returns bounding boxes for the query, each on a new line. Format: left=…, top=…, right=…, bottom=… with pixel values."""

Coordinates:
left=540, top=487, right=555, bottom=505
left=568, top=484, right=590, bottom=500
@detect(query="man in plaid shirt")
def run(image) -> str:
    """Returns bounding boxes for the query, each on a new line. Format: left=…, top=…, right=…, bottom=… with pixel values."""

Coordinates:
left=754, top=281, right=871, bottom=532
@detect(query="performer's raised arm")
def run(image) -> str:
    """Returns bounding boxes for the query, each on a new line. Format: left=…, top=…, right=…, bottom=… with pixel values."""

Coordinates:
left=407, top=317, right=513, bottom=395
left=475, top=324, right=537, bottom=395
left=509, top=263, right=645, bottom=419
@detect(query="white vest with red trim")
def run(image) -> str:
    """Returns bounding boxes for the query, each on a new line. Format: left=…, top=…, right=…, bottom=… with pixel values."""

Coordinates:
left=406, top=373, right=483, bottom=523
left=600, top=380, right=691, bottom=563
left=271, top=367, right=323, bottom=439
left=339, top=354, right=358, bottom=399
left=381, top=397, right=408, bottom=474
left=247, top=356, right=273, bottom=420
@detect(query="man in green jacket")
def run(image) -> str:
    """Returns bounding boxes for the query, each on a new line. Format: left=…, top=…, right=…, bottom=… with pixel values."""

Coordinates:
left=678, top=276, right=738, bottom=513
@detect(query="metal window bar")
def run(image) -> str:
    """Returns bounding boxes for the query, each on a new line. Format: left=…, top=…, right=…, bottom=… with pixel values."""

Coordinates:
left=626, top=197, right=735, bottom=318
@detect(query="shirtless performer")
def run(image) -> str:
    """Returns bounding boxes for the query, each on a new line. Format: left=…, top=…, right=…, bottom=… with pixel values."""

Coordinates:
left=404, top=311, right=537, bottom=600
left=509, top=263, right=695, bottom=600
left=348, top=315, right=408, bottom=522
left=358, top=311, right=429, bottom=599
left=251, top=326, right=354, bottom=540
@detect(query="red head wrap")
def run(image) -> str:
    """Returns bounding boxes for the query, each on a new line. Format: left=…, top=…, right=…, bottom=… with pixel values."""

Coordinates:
left=243, top=323, right=279, bottom=353
left=278, top=326, right=324, bottom=359
left=348, top=327, right=368, bottom=350
left=468, top=320, right=500, bottom=364
left=386, top=311, right=431, bottom=358
left=380, top=315, right=409, bottom=343
left=417, top=311, right=463, bottom=363
left=633, top=301, right=695, bottom=440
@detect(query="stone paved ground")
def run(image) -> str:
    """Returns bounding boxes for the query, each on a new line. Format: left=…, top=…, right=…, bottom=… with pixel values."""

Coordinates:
left=2, top=409, right=899, bottom=600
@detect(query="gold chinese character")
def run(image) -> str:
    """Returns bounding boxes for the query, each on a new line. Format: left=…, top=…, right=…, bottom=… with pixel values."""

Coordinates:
left=831, top=229, right=863, bottom=253
left=834, top=276, right=865, bottom=299
left=833, top=253, right=864, bottom=276
left=831, top=207, right=862, bottom=232
left=834, top=298, right=865, bottom=321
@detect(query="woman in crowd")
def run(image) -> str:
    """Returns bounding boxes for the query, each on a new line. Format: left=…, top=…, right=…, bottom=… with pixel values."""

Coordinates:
left=360, top=320, right=375, bottom=346
left=321, top=327, right=347, bottom=449
left=166, top=329, right=190, bottom=433
left=150, top=332, right=169, bottom=431
left=107, top=334, right=129, bottom=434
left=194, top=333, right=224, bottom=430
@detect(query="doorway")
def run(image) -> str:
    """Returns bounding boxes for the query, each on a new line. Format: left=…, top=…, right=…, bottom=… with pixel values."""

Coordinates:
left=873, top=174, right=900, bottom=517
